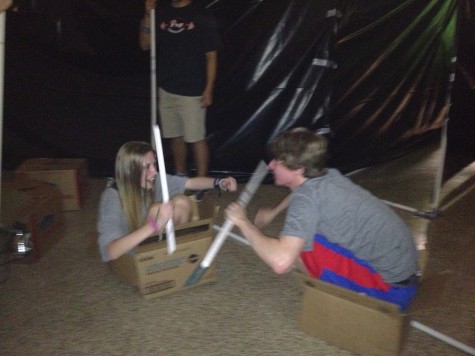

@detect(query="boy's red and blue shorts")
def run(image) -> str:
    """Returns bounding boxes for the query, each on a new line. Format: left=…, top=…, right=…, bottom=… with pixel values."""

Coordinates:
left=300, top=234, right=418, bottom=311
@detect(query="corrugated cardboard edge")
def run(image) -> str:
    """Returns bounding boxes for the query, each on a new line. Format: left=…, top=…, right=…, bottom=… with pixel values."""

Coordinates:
left=1, top=178, right=64, bottom=261
left=294, top=253, right=454, bottom=355
left=295, top=271, right=402, bottom=315
left=14, top=158, right=88, bottom=211
left=109, top=196, right=218, bottom=298
left=296, top=271, right=408, bottom=356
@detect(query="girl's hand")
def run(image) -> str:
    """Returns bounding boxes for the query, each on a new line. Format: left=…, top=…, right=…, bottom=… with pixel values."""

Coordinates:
left=147, top=202, right=172, bottom=233
left=219, top=177, right=238, bottom=192
left=157, top=201, right=173, bottom=226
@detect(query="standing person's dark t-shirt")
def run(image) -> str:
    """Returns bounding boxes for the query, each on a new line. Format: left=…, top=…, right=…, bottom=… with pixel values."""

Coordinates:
left=156, top=2, right=221, bottom=96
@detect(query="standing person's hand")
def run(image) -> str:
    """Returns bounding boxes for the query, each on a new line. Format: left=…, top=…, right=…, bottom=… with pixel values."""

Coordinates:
left=145, top=0, right=156, bottom=15
left=201, top=89, right=213, bottom=107
left=140, top=0, right=155, bottom=50
left=0, top=0, right=13, bottom=13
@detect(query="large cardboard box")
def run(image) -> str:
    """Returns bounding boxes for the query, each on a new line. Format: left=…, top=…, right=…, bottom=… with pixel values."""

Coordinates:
left=1, top=178, right=64, bottom=261
left=296, top=260, right=451, bottom=356
left=110, top=197, right=218, bottom=299
left=15, top=158, right=88, bottom=210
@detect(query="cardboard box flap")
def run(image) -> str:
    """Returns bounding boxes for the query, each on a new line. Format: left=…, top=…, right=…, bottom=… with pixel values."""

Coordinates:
left=296, top=267, right=454, bottom=315
left=297, top=271, right=408, bottom=356
left=1, top=177, right=64, bottom=260
left=295, top=271, right=401, bottom=316
left=137, top=228, right=214, bottom=253
left=14, top=158, right=88, bottom=211
left=3, top=178, right=43, bottom=191
left=1, top=179, right=64, bottom=223
left=194, top=196, right=216, bottom=218
left=172, top=214, right=214, bottom=236
left=146, top=196, right=217, bottom=242
left=16, top=158, right=86, bottom=171
left=12, top=181, right=58, bottom=201
left=109, top=197, right=218, bottom=298
left=294, top=255, right=453, bottom=355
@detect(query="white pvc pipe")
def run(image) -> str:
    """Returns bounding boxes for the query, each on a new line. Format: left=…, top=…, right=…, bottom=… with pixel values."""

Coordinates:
left=199, top=160, right=268, bottom=268
left=0, top=11, right=6, bottom=218
left=411, top=320, right=475, bottom=355
left=431, top=119, right=448, bottom=211
left=440, top=179, right=475, bottom=212
left=148, top=10, right=176, bottom=253
left=382, top=200, right=420, bottom=214
left=431, top=54, right=456, bottom=211
left=213, top=224, right=250, bottom=246
left=153, top=124, right=176, bottom=254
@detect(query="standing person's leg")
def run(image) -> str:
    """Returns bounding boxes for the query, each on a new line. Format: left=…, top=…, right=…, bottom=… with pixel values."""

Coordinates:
left=181, top=95, right=208, bottom=177
left=170, top=137, right=188, bottom=175
left=192, top=139, right=209, bottom=177
left=159, top=88, right=188, bottom=175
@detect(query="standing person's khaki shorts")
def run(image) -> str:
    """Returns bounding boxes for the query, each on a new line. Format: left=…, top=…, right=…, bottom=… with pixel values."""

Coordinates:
left=158, top=88, right=206, bottom=143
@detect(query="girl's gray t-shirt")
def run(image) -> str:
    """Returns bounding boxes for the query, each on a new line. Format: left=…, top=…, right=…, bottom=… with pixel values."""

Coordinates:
left=97, top=174, right=187, bottom=262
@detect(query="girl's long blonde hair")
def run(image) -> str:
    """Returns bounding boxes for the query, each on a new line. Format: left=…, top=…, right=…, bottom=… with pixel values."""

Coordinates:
left=115, top=141, right=156, bottom=232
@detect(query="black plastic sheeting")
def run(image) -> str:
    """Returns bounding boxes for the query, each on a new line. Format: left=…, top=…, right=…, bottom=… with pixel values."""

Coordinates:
left=2, top=0, right=467, bottom=178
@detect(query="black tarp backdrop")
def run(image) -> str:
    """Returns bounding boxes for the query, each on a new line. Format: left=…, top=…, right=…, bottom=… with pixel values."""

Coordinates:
left=2, top=0, right=472, bottom=179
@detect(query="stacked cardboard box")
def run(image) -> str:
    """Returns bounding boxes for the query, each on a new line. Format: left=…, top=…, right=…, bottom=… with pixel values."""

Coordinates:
left=15, top=158, right=88, bottom=210
left=110, top=197, right=218, bottom=299
left=1, top=178, right=63, bottom=261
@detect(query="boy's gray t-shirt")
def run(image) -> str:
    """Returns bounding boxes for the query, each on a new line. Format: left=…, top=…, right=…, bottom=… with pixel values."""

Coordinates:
left=281, top=168, right=419, bottom=283
left=97, top=174, right=187, bottom=262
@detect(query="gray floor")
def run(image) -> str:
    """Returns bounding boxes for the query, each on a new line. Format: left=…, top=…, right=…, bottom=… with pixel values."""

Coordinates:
left=0, top=144, right=474, bottom=355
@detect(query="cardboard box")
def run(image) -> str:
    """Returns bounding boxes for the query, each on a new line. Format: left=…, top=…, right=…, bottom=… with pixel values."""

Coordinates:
left=1, top=178, right=64, bottom=261
left=296, top=264, right=452, bottom=356
left=109, top=197, right=218, bottom=299
left=15, top=158, right=88, bottom=210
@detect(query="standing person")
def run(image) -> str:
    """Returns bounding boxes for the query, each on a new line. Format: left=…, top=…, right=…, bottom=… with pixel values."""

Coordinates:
left=225, top=128, right=420, bottom=311
left=139, top=0, right=221, bottom=177
left=97, top=141, right=237, bottom=262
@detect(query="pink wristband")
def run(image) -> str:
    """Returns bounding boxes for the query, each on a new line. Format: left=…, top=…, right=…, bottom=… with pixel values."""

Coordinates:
left=148, top=217, right=160, bottom=233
